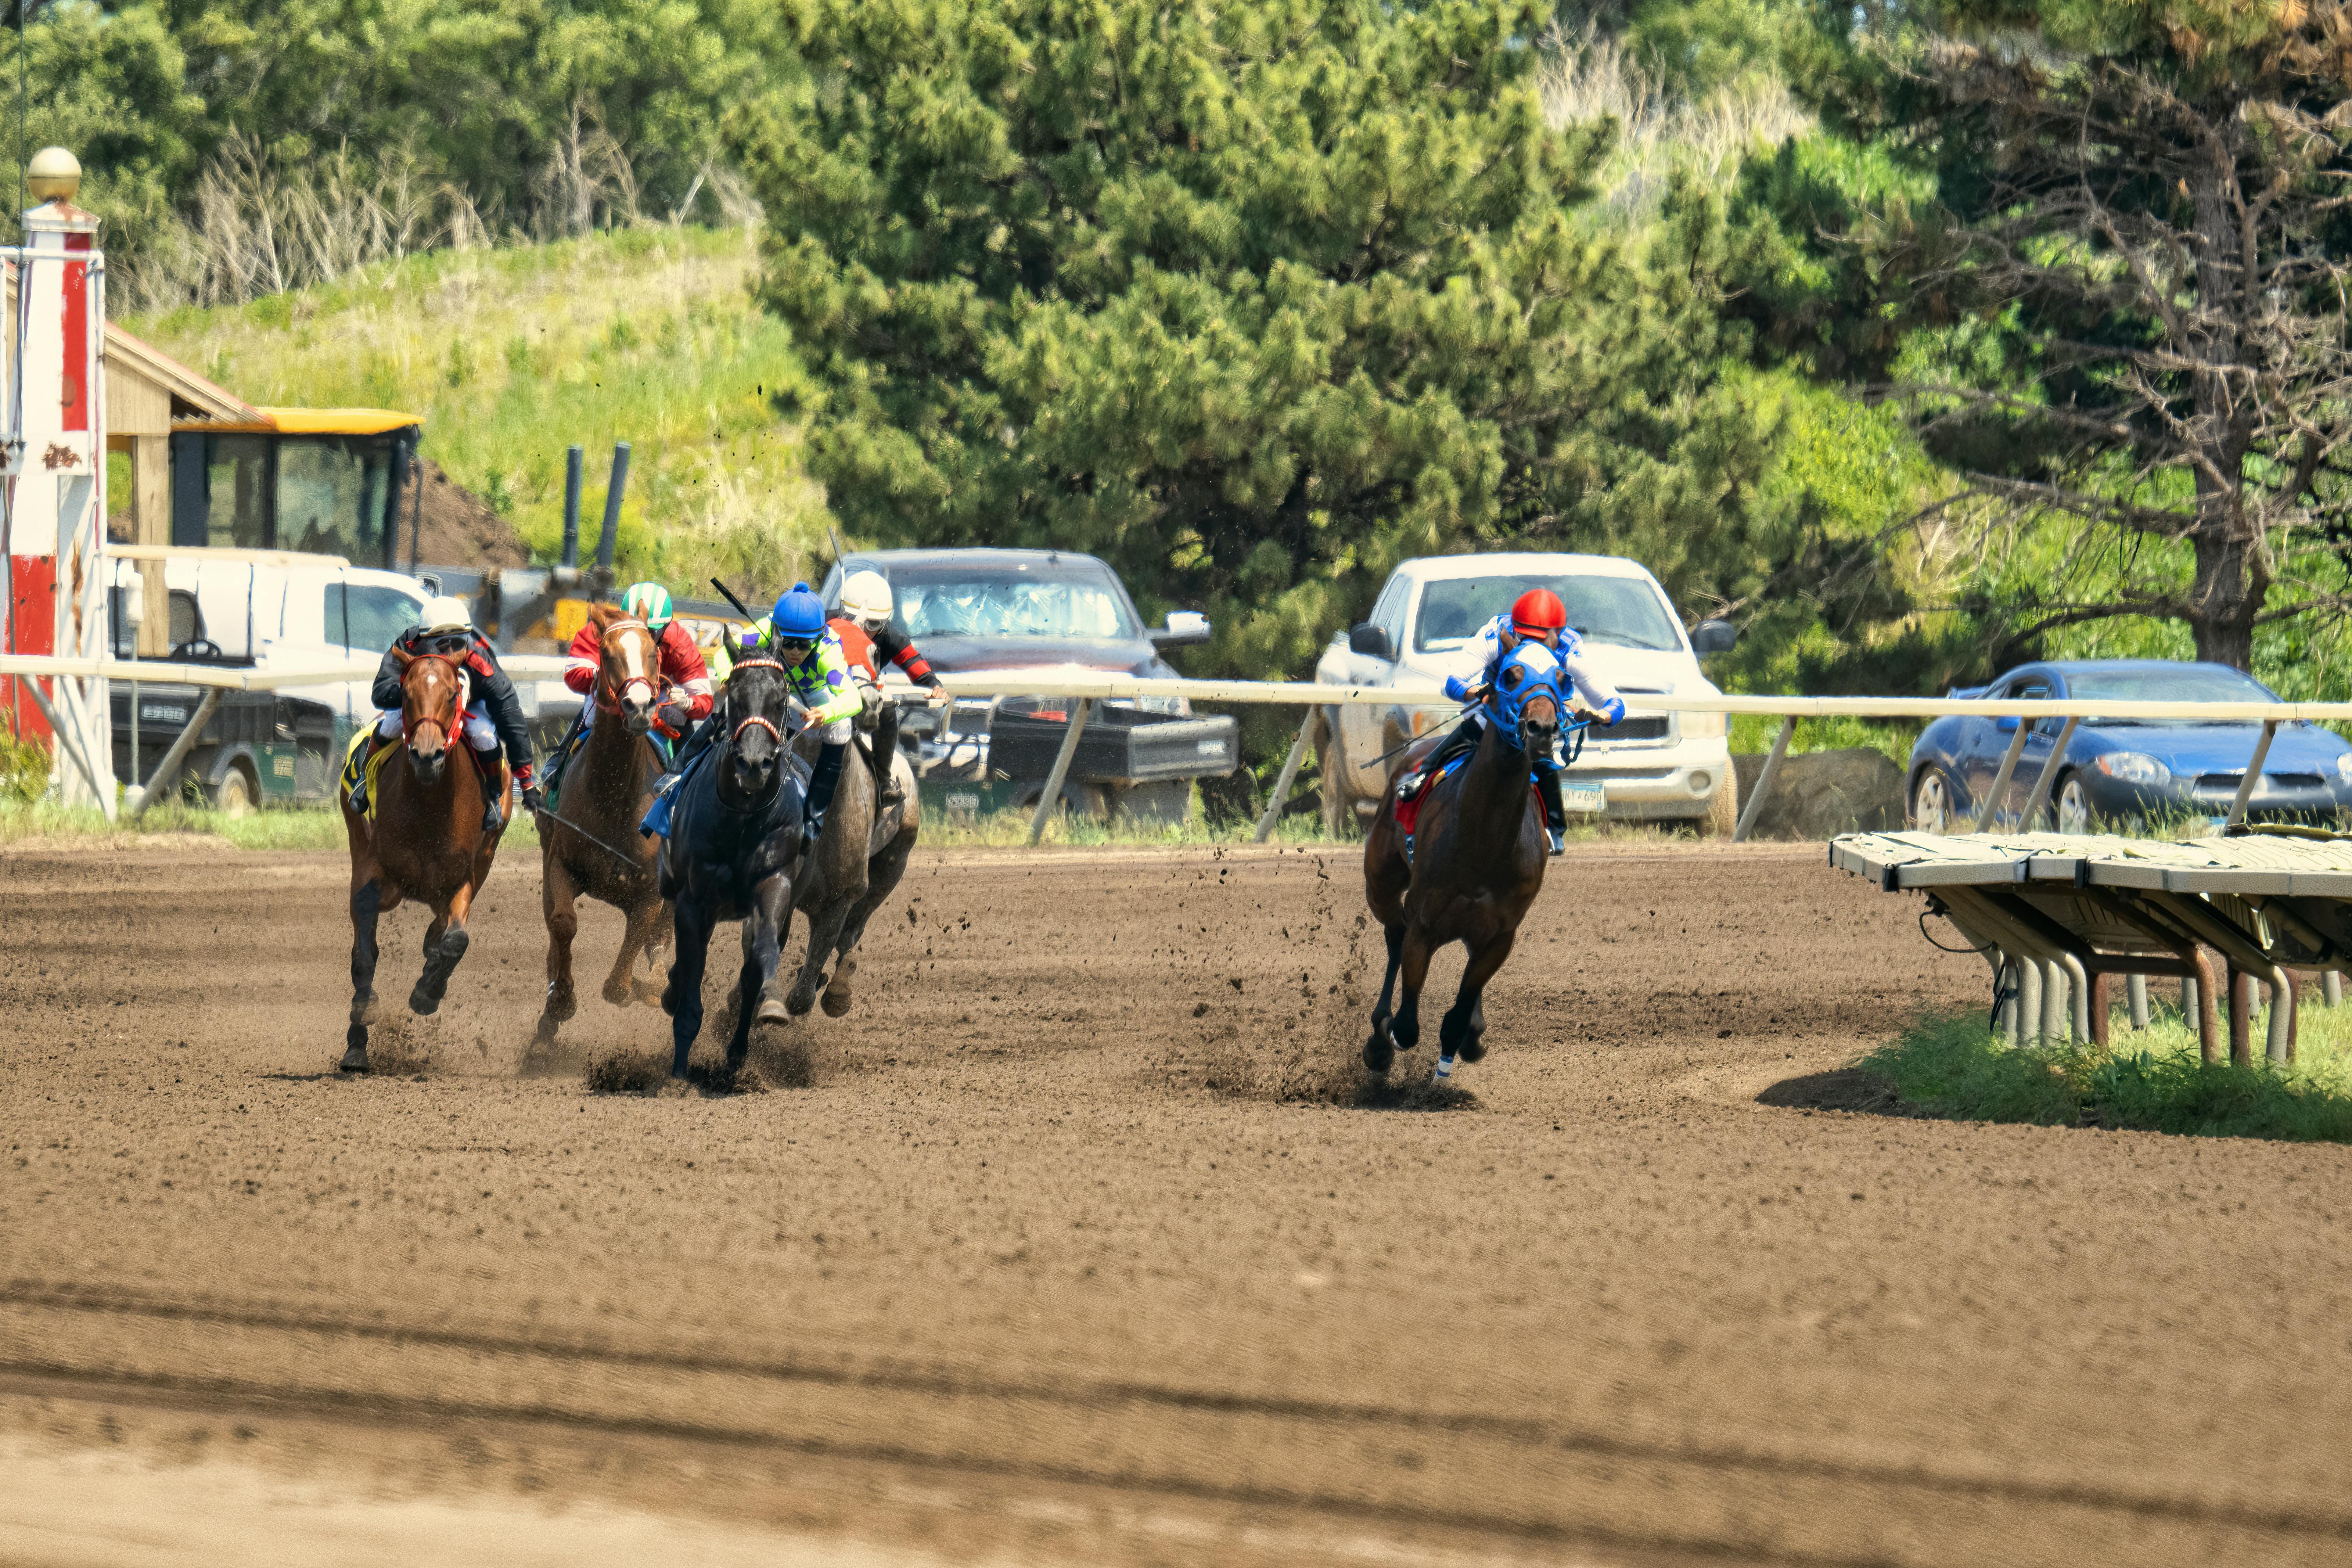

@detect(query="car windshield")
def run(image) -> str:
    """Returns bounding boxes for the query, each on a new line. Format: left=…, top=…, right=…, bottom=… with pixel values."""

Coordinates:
left=892, top=564, right=1140, bottom=640
left=2064, top=666, right=2277, bottom=725
left=1414, top=574, right=1682, bottom=653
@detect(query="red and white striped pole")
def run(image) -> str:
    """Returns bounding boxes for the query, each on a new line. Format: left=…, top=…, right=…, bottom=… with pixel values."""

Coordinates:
left=2, top=147, right=110, bottom=812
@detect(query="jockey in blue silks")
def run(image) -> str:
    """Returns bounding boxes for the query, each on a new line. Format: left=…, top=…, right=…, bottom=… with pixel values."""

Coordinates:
left=1410, top=587, right=1623, bottom=855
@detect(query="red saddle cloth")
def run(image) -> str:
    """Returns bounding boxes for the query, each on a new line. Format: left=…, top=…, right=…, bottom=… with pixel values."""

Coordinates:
left=1391, top=756, right=1540, bottom=841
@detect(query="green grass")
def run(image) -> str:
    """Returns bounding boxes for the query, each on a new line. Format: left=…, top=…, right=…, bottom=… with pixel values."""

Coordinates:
left=120, top=226, right=828, bottom=598
left=1863, top=1002, right=2352, bottom=1142
left=1728, top=713, right=1923, bottom=767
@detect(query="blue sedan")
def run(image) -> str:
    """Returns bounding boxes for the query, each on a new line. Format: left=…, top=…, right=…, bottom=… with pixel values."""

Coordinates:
left=1906, top=660, right=2352, bottom=833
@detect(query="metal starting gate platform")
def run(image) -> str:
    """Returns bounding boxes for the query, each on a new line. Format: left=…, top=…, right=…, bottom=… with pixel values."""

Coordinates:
left=1831, top=828, right=2352, bottom=1068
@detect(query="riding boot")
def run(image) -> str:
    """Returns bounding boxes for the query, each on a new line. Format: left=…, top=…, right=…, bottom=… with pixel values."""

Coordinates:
left=1403, top=715, right=1484, bottom=799
left=478, top=755, right=507, bottom=834
left=804, top=741, right=847, bottom=839
left=640, top=715, right=719, bottom=838
left=871, top=702, right=904, bottom=803
left=1537, top=766, right=1567, bottom=856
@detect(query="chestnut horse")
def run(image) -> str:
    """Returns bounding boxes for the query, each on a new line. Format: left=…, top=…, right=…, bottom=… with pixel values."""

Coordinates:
left=1361, top=647, right=1564, bottom=1083
left=340, top=650, right=511, bottom=1071
left=531, top=606, right=673, bottom=1051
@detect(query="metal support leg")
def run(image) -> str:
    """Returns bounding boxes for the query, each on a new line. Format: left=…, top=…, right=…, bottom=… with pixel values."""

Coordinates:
left=1993, top=950, right=2018, bottom=1043
left=2264, top=965, right=2295, bottom=1064
left=2228, top=963, right=2254, bottom=1067
left=1975, top=723, right=2033, bottom=833
left=2019, top=958, right=2043, bottom=1044
left=2090, top=973, right=2112, bottom=1047
left=2226, top=720, right=2279, bottom=828
left=127, top=689, right=224, bottom=821
left=21, top=676, right=109, bottom=807
left=2041, top=957, right=2068, bottom=1044
left=2180, top=973, right=2198, bottom=1032
left=2127, top=974, right=2150, bottom=1031
left=2326, top=971, right=2343, bottom=1008
left=1254, top=707, right=1321, bottom=844
left=1027, top=697, right=1092, bottom=847
left=1732, top=716, right=1793, bottom=843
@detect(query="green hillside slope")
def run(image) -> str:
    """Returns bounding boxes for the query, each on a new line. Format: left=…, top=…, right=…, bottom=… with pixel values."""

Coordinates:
left=122, top=226, right=827, bottom=598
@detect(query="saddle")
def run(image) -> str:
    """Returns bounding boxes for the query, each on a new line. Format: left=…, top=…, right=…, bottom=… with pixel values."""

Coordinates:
left=543, top=713, right=675, bottom=814
left=339, top=730, right=401, bottom=822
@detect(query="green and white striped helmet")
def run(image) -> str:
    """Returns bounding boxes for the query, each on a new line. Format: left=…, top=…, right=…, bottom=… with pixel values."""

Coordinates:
left=621, top=582, right=673, bottom=632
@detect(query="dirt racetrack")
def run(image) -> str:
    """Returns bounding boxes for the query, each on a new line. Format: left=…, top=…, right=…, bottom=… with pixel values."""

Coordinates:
left=6, top=838, right=2352, bottom=1567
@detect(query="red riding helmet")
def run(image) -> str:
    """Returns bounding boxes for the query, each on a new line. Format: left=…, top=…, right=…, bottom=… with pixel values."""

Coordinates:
left=1510, top=588, right=1568, bottom=636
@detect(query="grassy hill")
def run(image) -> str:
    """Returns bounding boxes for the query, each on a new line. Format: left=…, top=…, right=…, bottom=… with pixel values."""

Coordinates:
left=123, top=226, right=829, bottom=600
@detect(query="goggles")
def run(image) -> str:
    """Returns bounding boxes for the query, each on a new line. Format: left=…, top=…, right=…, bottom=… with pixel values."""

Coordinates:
left=419, top=631, right=472, bottom=655
left=773, top=636, right=817, bottom=658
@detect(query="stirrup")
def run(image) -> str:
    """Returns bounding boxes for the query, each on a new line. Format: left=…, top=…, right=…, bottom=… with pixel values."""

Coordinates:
left=1545, top=825, right=1565, bottom=855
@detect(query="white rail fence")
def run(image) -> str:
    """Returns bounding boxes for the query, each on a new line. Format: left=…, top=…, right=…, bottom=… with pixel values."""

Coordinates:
left=7, top=654, right=2345, bottom=842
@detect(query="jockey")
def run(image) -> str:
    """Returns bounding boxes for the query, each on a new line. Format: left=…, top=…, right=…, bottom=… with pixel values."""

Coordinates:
left=641, top=583, right=868, bottom=840
left=354, top=596, right=539, bottom=832
left=1410, top=588, right=1622, bottom=856
left=830, top=568, right=948, bottom=805
left=562, top=582, right=715, bottom=740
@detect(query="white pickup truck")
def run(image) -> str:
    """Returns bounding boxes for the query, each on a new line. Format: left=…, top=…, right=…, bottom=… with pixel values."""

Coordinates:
left=97, top=549, right=576, bottom=811
left=1311, top=551, right=1741, bottom=834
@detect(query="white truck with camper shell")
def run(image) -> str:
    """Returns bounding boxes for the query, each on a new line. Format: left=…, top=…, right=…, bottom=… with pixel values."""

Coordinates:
left=1313, top=551, right=1742, bottom=834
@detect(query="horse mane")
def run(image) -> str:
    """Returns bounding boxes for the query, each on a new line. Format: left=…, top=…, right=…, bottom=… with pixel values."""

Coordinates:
left=586, top=601, right=623, bottom=633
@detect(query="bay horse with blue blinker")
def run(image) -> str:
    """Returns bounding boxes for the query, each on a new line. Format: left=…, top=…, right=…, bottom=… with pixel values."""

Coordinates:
left=1361, top=643, right=1565, bottom=1083
left=339, top=648, right=511, bottom=1072
left=655, top=653, right=807, bottom=1086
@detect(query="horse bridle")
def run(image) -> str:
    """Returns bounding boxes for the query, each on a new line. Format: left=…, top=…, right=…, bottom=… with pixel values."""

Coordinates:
left=726, top=656, right=788, bottom=748
left=596, top=616, right=659, bottom=715
left=403, top=653, right=470, bottom=747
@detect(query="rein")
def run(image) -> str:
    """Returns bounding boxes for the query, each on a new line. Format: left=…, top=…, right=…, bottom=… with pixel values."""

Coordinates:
left=712, top=657, right=791, bottom=815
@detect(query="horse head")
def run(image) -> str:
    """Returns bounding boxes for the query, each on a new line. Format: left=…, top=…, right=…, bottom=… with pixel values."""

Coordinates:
left=592, top=605, right=659, bottom=736
left=1491, top=643, right=1564, bottom=762
left=721, top=655, right=791, bottom=800
left=392, top=648, right=465, bottom=786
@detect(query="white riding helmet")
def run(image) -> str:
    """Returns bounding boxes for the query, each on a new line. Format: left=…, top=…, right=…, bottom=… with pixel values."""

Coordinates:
left=840, top=569, right=895, bottom=628
left=418, top=596, right=474, bottom=635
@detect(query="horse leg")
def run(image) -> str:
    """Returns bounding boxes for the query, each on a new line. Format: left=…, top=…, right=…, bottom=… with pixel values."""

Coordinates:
left=602, top=895, right=660, bottom=1008
left=786, top=893, right=854, bottom=1017
left=823, top=823, right=912, bottom=1018
left=343, top=874, right=389, bottom=1071
left=666, top=896, right=714, bottom=1079
left=634, top=900, right=675, bottom=1004
left=736, top=873, right=794, bottom=1064
left=1363, top=922, right=1405, bottom=1073
left=1438, top=930, right=1518, bottom=1078
left=536, top=856, right=582, bottom=1044
left=410, top=885, right=476, bottom=1016
left=1391, top=927, right=1435, bottom=1056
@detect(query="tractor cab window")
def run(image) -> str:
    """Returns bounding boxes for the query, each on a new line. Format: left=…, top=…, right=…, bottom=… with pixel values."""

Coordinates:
left=328, top=582, right=428, bottom=652
left=278, top=436, right=397, bottom=562
left=199, top=434, right=272, bottom=549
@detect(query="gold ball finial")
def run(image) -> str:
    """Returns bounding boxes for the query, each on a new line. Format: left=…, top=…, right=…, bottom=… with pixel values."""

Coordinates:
left=26, top=147, right=80, bottom=205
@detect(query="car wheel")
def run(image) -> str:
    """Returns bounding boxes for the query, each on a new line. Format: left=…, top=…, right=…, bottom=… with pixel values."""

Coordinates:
left=1910, top=768, right=1955, bottom=833
left=1700, top=769, right=1739, bottom=838
left=213, top=765, right=256, bottom=819
left=2056, top=775, right=2092, bottom=835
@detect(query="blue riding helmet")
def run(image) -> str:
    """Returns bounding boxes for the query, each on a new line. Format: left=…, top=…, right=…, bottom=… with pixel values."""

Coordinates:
left=770, top=583, right=827, bottom=641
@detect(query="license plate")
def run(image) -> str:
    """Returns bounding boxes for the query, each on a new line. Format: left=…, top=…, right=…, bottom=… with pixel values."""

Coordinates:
left=945, top=791, right=980, bottom=814
left=1561, top=782, right=1607, bottom=814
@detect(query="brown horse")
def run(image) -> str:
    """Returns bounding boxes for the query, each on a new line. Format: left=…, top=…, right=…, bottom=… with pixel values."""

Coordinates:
left=780, top=699, right=921, bottom=1018
left=1360, top=675, right=1560, bottom=1083
left=531, top=606, right=674, bottom=1051
left=339, top=650, right=510, bottom=1071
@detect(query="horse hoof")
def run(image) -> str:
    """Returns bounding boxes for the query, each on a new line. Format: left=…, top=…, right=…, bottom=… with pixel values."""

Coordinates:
left=338, top=1044, right=370, bottom=1073
left=409, top=986, right=442, bottom=1017
left=1362, top=1033, right=1393, bottom=1075
left=756, top=997, right=790, bottom=1025
left=660, top=982, right=678, bottom=1018
left=602, top=982, right=633, bottom=1008
left=784, top=988, right=816, bottom=1018
left=1459, top=1038, right=1487, bottom=1063
left=633, top=978, right=666, bottom=1006
left=820, top=987, right=853, bottom=1018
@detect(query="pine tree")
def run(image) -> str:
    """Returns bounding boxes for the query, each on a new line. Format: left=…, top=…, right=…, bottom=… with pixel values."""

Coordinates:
left=737, top=0, right=1786, bottom=675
